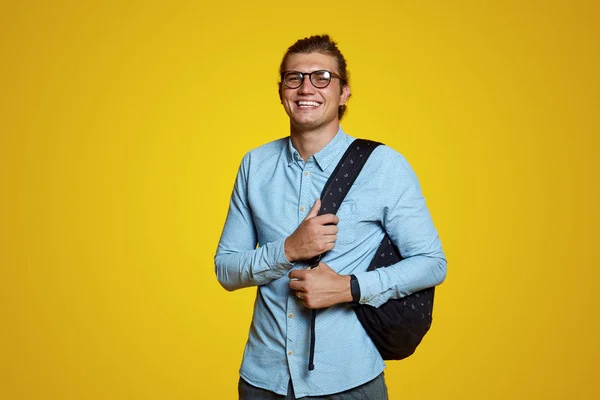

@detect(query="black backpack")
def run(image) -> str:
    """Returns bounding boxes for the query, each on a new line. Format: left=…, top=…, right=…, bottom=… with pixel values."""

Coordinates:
left=306, top=139, right=435, bottom=370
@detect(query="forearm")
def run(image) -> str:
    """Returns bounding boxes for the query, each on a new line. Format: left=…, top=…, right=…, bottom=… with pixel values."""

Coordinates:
left=354, top=249, right=446, bottom=308
left=354, top=151, right=447, bottom=307
left=215, top=237, right=294, bottom=291
left=215, top=153, right=298, bottom=291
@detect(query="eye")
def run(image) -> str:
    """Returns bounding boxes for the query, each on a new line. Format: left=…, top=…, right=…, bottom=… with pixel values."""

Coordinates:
left=286, top=73, right=301, bottom=82
left=314, top=71, right=331, bottom=83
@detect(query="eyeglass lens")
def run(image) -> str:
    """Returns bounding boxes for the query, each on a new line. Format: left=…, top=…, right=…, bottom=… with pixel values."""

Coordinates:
left=284, top=71, right=332, bottom=89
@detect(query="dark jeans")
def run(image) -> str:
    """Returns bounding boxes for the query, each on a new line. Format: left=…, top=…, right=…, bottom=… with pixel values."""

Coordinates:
left=238, top=373, right=388, bottom=400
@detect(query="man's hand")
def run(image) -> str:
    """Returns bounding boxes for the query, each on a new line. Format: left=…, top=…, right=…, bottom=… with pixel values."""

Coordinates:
left=284, top=199, right=339, bottom=262
left=288, top=262, right=352, bottom=309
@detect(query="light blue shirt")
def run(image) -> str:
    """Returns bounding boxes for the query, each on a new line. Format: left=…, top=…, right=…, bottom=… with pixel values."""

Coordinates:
left=215, top=127, right=446, bottom=397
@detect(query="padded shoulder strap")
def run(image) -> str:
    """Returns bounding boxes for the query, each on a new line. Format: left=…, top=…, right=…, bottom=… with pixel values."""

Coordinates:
left=307, top=139, right=382, bottom=267
left=317, top=138, right=383, bottom=216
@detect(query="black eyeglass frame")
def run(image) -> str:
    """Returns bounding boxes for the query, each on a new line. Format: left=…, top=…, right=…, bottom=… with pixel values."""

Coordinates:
left=281, top=70, right=344, bottom=89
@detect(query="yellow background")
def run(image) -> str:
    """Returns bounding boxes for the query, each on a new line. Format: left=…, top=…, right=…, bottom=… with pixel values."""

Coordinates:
left=1, top=0, right=599, bottom=399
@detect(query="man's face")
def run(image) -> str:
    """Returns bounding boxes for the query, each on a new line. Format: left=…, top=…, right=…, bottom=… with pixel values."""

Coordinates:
left=280, top=52, right=350, bottom=132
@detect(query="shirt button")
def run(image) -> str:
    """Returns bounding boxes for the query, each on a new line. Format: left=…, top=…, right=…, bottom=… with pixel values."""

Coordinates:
left=288, top=351, right=293, bottom=356
left=288, top=313, right=294, bottom=319
left=304, top=171, right=310, bottom=176
left=300, top=206, right=305, bottom=212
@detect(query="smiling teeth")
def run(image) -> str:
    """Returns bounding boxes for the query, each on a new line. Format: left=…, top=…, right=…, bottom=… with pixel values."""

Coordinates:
left=298, top=101, right=320, bottom=107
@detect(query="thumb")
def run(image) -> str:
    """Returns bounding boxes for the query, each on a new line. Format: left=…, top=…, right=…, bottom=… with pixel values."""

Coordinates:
left=305, top=198, right=321, bottom=220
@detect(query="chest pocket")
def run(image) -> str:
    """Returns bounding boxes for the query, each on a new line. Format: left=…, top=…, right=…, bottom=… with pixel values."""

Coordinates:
left=335, top=200, right=356, bottom=244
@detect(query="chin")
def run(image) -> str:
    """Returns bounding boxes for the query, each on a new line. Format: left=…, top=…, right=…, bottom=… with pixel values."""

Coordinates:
left=292, top=119, right=323, bottom=130
left=292, top=113, right=324, bottom=125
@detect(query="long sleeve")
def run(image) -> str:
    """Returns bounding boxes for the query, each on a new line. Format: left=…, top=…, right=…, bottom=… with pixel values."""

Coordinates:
left=354, top=154, right=447, bottom=307
left=214, top=153, right=294, bottom=291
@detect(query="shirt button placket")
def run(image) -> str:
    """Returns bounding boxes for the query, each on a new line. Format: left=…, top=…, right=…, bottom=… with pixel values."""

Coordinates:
left=290, top=158, right=313, bottom=386
left=286, top=296, right=300, bottom=384
left=298, top=159, right=312, bottom=223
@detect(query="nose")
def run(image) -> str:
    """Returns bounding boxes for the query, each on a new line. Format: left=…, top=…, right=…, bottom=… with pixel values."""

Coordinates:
left=297, top=74, right=316, bottom=95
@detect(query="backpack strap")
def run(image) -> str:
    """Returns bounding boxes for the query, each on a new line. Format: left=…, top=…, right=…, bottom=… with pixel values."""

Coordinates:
left=319, top=139, right=383, bottom=214
left=306, top=138, right=382, bottom=371
left=307, top=139, right=383, bottom=267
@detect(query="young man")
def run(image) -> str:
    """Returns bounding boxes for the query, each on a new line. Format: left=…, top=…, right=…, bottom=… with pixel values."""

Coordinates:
left=215, top=35, right=447, bottom=399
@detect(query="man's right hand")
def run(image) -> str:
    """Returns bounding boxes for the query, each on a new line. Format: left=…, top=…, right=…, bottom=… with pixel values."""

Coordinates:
left=284, top=199, right=339, bottom=262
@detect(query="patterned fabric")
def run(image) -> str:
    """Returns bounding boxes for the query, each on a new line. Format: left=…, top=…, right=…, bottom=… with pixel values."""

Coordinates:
left=215, top=127, right=446, bottom=398
left=356, top=227, right=436, bottom=360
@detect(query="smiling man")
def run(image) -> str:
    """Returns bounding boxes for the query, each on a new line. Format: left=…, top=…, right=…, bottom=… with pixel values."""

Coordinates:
left=215, top=35, right=447, bottom=399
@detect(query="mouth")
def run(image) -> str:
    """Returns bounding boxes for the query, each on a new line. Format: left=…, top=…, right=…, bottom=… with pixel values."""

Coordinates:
left=296, top=100, right=322, bottom=109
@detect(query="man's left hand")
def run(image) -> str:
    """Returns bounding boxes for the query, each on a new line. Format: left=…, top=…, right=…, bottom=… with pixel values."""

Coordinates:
left=288, top=263, right=352, bottom=309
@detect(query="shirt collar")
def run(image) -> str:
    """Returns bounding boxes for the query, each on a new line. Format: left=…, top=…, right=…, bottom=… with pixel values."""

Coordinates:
left=287, top=139, right=301, bottom=166
left=286, top=126, right=353, bottom=171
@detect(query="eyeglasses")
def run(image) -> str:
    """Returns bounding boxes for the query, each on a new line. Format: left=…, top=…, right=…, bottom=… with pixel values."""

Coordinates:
left=281, top=70, right=343, bottom=89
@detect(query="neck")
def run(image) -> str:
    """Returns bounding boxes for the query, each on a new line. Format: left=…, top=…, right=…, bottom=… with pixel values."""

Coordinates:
left=290, top=120, right=340, bottom=161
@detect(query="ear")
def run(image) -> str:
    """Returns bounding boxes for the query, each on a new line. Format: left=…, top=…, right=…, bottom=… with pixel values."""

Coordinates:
left=340, top=84, right=350, bottom=105
left=278, top=82, right=283, bottom=103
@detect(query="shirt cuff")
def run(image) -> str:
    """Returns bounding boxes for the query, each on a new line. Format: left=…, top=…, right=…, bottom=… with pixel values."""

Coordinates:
left=271, top=237, right=295, bottom=271
left=353, top=270, right=385, bottom=308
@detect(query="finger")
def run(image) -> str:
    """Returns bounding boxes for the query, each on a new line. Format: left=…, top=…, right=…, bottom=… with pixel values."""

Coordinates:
left=289, top=280, right=304, bottom=291
left=317, top=261, right=331, bottom=271
left=322, top=234, right=337, bottom=244
left=305, top=199, right=321, bottom=220
left=322, top=225, right=338, bottom=235
left=313, top=213, right=339, bottom=226
left=322, top=242, right=335, bottom=252
left=296, top=291, right=303, bottom=300
left=288, top=269, right=308, bottom=280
